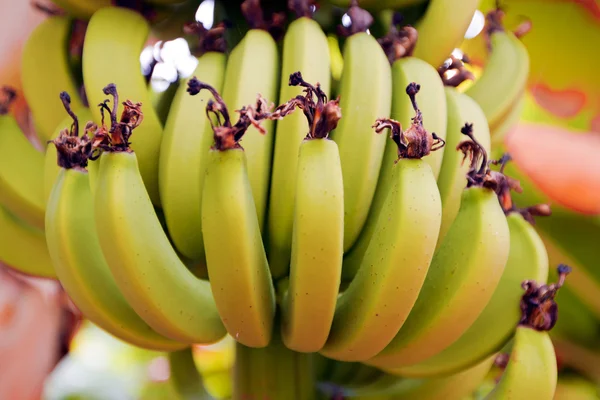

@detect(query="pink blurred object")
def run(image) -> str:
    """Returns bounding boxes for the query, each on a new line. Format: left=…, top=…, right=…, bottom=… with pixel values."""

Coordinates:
left=0, top=267, right=63, bottom=400
left=505, top=122, right=600, bottom=214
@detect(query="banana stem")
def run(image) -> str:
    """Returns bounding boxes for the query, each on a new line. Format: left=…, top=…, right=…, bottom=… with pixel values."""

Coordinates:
left=233, top=332, right=316, bottom=400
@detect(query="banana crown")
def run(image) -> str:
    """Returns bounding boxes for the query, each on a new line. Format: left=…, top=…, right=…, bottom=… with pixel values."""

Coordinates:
left=377, top=11, right=418, bottom=65
left=183, top=21, right=228, bottom=56
left=50, top=83, right=146, bottom=170
left=186, top=78, right=273, bottom=151
left=240, top=0, right=286, bottom=41
left=519, top=264, right=571, bottom=331
left=372, top=82, right=445, bottom=160
left=269, top=71, right=341, bottom=140
left=0, top=86, right=16, bottom=115
left=336, top=0, right=374, bottom=37
left=49, top=91, right=98, bottom=170
left=457, top=124, right=523, bottom=203
left=483, top=7, right=531, bottom=52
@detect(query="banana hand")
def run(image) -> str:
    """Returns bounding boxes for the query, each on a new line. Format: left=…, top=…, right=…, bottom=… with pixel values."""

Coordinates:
left=389, top=210, right=549, bottom=378
left=322, top=91, right=442, bottom=362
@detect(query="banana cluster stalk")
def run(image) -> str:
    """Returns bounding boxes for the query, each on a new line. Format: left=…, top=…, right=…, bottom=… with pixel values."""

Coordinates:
left=5, top=0, right=579, bottom=397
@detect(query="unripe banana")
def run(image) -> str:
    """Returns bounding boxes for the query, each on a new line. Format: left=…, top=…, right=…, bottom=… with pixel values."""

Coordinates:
left=389, top=211, right=549, bottom=378
left=274, top=74, right=343, bottom=353
left=0, top=204, right=55, bottom=279
left=436, top=88, right=490, bottom=248
left=483, top=265, right=571, bottom=399
left=169, top=347, right=213, bottom=399
left=329, top=6, right=392, bottom=252
left=267, top=10, right=331, bottom=278
left=0, top=91, right=45, bottom=229
left=93, top=88, right=225, bottom=344
left=322, top=101, right=442, bottom=362
left=366, top=135, right=510, bottom=368
left=159, top=48, right=226, bottom=262
left=341, top=66, right=444, bottom=278
left=46, top=163, right=185, bottom=350
left=466, top=10, right=530, bottom=130
left=412, top=0, right=480, bottom=69
left=489, top=94, right=525, bottom=146
left=220, top=11, right=279, bottom=234
left=189, top=78, right=276, bottom=348
left=83, top=7, right=164, bottom=205
left=21, top=15, right=85, bottom=144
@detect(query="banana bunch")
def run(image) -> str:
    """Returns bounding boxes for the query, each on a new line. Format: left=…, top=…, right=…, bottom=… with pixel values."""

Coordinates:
left=6, top=0, right=583, bottom=397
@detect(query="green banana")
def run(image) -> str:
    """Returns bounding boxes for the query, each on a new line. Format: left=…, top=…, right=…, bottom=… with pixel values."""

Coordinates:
left=275, top=74, right=343, bottom=353
left=21, top=15, right=85, bottom=144
left=0, top=89, right=45, bottom=229
left=388, top=210, right=549, bottom=378
left=46, top=128, right=185, bottom=351
left=347, top=355, right=495, bottom=399
left=322, top=92, right=442, bottom=362
left=329, top=4, right=392, bottom=252
left=169, top=347, right=214, bottom=400
left=0, top=204, right=55, bottom=279
left=220, top=1, right=280, bottom=234
left=412, top=0, right=480, bottom=69
left=436, top=88, right=491, bottom=248
left=188, top=78, right=276, bottom=348
left=483, top=265, right=571, bottom=400
left=159, top=44, right=227, bottom=262
left=465, top=9, right=530, bottom=131
left=266, top=7, right=331, bottom=278
left=366, top=132, right=510, bottom=369
left=93, top=87, right=226, bottom=344
left=83, top=7, right=164, bottom=205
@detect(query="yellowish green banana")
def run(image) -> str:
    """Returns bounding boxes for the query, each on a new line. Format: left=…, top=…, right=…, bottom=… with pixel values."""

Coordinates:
left=329, top=4, right=392, bottom=252
left=412, top=0, right=480, bottom=69
left=275, top=74, right=343, bottom=353
left=220, top=4, right=279, bottom=234
left=83, top=7, right=164, bottom=205
left=483, top=264, right=571, bottom=399
left=466, top=10, right=530, bottom=131
left=0, top=90, right=45, bottom=229
left=46, top=128, right=185, bottom=350
left=189, top=78, right=276, bottom=348
left=322, top=92, right=442, bottom=362
left=267, top=7, right=331, bottom=278
left=366, top=132, right=510, bottom=369
left=0, top=204, right=55, bottom=279
left=388, top=210, right=549, bottom=378
left=159, top=46, right=227, bottom=262
left=21, top=15, right=85, bottom=144
left=93, top=87, right=225, bottom=344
